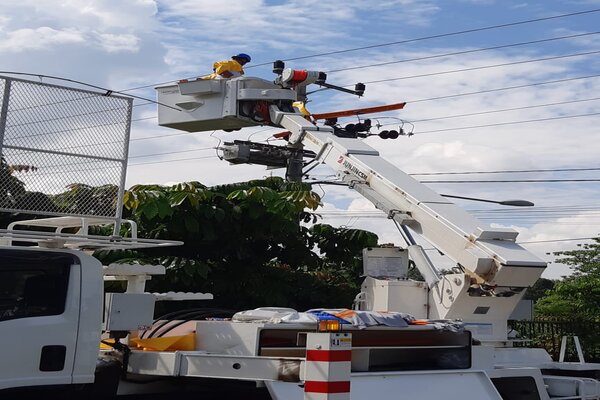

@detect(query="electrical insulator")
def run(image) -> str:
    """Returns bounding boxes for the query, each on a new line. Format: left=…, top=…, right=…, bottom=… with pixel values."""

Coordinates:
left=273, top=60, right=285, bottom=75
left=355, top=82, right=366, bottom=96
left=354, top=119, right=371, bottom=132
left=379, top=127, right=403, bottom=139
left=345, top=123, right=357, bottom=133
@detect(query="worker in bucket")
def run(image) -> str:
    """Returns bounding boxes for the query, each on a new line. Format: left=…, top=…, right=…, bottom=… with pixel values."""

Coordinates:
left=203, top=53, right=251, bottom=79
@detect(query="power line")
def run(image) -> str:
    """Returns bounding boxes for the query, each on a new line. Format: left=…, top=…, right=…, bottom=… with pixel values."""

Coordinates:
left=129, top=146, right=214, bottom=159
left=422, top=178, right=600, bottom=183
left=356, top=49, right=600, bottom=86
left=410, top=167, right=600, bottom=176
left=132, top=116, right=157, bottom=122
left=125, top=110, right=600, bottom=162
left=131, top=82, right=600, bottom=133
left=326, top=31, right=600, bottom=74
left=310, top=72, right=600, bottom=101
left=412, top=112, right=600, bottom=135
left=318, top=210, right=600, bottom=218
left=131, top=131, right=192, bottom=142
left=470, top=205, right=600, bottom=213
left=0, top=71, right=181, bottom=112
left=405, top=97, right=600, bottom=124
left=317, top=212, right=600, bottom=226
left=408, top=73, right=600, bottom=104
left=128, top=155, right=216, bottom=167
left=518, top=237, right=597, bottom=244
left=121, top=75, right=600, bottom=151
left=118, top=8, right=600, bottom=92
left=247, top=8, right=600, bottom=68
left=129, top=126, right=261, bottom=142
left=125, top=75, right=600, bottom=149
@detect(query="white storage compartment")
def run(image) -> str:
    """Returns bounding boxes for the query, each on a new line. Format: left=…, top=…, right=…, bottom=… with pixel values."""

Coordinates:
left=104, top=293, right=154, bottom=331
left=361, top=277, right=428, bottom=318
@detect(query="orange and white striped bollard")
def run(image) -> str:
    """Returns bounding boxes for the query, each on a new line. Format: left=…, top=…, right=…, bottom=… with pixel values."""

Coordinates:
left=304, top=332, right=352, bottom=400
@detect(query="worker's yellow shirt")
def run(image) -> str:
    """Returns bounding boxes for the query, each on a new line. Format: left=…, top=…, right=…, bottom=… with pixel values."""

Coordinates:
left=213, top=60, right=244, bottom=76
left=201, top=60, right=245, bottom=79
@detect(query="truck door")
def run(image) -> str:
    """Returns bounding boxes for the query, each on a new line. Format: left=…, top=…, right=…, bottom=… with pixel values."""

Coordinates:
left=0, top=248, right=82, bottom=391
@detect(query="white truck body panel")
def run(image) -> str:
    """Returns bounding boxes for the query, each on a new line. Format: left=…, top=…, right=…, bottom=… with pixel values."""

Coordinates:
left=267, top=370, right=503, bottom=400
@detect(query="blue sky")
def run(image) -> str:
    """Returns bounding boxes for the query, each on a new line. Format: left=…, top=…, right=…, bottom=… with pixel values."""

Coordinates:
left=1, top=0, right=599, bottom=277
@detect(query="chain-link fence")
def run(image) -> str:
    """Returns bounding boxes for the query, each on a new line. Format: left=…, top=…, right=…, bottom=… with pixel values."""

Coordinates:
left=0, top=75, right=132, bottom=220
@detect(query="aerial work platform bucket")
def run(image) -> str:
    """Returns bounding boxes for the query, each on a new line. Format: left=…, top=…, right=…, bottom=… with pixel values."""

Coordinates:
left=156, top=77, right=297, bottom=133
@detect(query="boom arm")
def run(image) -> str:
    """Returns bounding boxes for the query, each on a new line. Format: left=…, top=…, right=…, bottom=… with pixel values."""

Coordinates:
left=269, top=106, right=547, bottom=288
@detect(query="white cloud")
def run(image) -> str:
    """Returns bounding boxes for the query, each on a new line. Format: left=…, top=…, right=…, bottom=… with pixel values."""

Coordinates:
left=0, top=27, right=85, bottom=52
left=0, top=15, right=11, bottom=30
left=97, top=33, right=141, bottom=53
left=5, top=0, right=158, bottom=31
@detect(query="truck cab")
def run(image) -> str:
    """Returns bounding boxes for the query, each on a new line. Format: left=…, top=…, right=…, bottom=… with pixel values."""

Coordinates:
left=0, top=247, right=103, bottom=394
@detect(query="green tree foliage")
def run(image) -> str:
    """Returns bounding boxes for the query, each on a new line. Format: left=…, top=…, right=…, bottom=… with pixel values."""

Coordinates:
left=535, top=238, right=600, bottom=318
left=0, top=157, right=56, bottom=226
left=0, top=157, right=26, bottom=209
left=524, top=278, right=555, bottom=302
left=0, top=157, right=119, bottom=224
left=53, top=183, right=118, bottom=216
left=97, top=177, right=378, bottom=310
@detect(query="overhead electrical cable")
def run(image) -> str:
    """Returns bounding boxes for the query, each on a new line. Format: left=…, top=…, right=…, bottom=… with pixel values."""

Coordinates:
left=132, top=116, right=158, bottom=122
left=131, top=132, right=193, bottom=142
left=518, top=237, right=597, bottom=244
left=128, top=155, right=216, bottom=167
left=318, top=209, right=600, bottom=217
left=0, top=71, right=181, bottom=112
left=412, top=112, right=600, bottom=135
left=317, top=212, right=600, bottom=225
left=408, top=73, right=600, bottom=103
left=310, top=72, right=600, bottom=99
left=246, top=8, right=600, bottom=68
left=421, top=178, right=600, bottom=183
left=9, top=72, right=597, bottom=138
left=404, top=97, right=600, bottom=124
left=129, top=147, right=215, bottom=159
left=326, top=31, right=600, bottom=73
left=409, top=167, right=600, bottom=176
left=330, top=49, right=600, bottom=87
left=118, top=8, right=600, bottom=92
left=129, top=74, right=600, bottom=137
left=129, top=126, right=271, bottom=142
left=470, top=205, right=600, bottom=213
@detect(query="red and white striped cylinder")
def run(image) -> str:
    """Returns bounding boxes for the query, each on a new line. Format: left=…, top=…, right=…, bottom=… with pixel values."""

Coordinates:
left=304, top=332, right=352, bottom=400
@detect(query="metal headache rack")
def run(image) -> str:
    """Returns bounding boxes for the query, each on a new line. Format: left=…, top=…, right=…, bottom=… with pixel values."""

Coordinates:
left=0, top=75, right=131, bottom=231
left=0, top=75, right=179, bottom=249
left=0, top=216, right=181, bottom=249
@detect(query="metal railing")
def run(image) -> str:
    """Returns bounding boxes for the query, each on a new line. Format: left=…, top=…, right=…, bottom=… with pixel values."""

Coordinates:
left=509, top=318, right=600, bottom=363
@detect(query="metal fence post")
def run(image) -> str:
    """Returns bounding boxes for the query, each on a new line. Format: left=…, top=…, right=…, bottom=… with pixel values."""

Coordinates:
left=0, top=78, right=11, bottom=155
